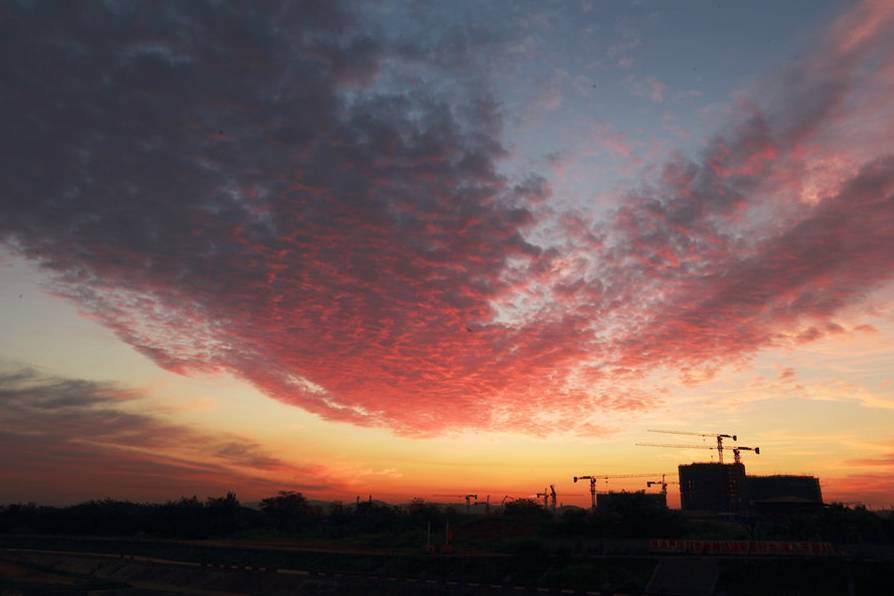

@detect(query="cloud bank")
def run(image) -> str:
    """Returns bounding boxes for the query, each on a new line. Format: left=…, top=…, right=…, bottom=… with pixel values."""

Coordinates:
left=0, top=367, right=341, bottom=504
left=1, top=1, right=893, bottom=435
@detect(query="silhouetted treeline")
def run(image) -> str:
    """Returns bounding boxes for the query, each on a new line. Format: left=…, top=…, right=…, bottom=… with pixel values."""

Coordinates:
left=750, top=503, right=894, bottom=544
left=0, top=492, right=448, bottom=540
left=1, top=492, right=892, bottom=545
left=0, top=492, right=260, bottom=538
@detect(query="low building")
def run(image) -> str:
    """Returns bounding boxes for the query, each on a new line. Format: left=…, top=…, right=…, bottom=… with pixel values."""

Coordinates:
left=746, top=474, right=823, bottom=513
left=597, top=490, right=667, bottom=511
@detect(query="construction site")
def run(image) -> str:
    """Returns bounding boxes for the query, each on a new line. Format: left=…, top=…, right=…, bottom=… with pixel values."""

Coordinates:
left=473, top=429, right=825, bottom=519
left=636, top=429, right=823, bottom=516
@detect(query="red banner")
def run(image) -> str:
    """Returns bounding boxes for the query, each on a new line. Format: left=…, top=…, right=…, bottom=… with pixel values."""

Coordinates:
left=648, top=539, right=835, bottom=556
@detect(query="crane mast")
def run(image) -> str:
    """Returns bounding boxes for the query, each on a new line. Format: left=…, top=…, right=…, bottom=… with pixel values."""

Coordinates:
left=474, top=495, right=491, bottom=514
left=536, top=488, right=549, bottom=509
left=573, top=475, right=598, bottom=509
left=646, top=473, right=679, bottom=495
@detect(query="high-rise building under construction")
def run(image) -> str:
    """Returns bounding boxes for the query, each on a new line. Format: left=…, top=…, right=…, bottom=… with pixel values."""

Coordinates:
left=678, top=462, right=747, bottom=513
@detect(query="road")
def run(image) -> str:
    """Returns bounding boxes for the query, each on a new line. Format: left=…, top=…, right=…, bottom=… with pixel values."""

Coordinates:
left=0, top=546, right=634, bottom=595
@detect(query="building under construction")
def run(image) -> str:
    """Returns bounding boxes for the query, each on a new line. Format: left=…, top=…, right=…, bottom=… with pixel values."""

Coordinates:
left=640, top=430, right=823, bottom=515
left=679, top=463, right=747, bottom=514
left=678, top=464, right=823, bottom=514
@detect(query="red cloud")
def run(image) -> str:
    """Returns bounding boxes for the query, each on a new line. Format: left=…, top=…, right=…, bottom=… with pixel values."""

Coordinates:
left=601, top=156, right=894, bottom=375
left=822, top=474, right=894, bottom=508
left=1, top=1, right=893, bottom=435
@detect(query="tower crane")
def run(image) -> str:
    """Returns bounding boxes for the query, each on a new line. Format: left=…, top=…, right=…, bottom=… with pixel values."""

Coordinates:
left=573, top=475, right=598, bottom=509
left=646, top=473, right=679, bottom=496
left=433, top=494, right=478, bottom=513
left=536, top=488, right=549, bottom=509
left=473, top=495, right=491, bottom=514
left=636, top=443, right=760, bottom=464
left=648, top=430, right=737, bottom=463
left=574, top=473, right=664, bottom=509
left=549, top=485, right=557, bottom=512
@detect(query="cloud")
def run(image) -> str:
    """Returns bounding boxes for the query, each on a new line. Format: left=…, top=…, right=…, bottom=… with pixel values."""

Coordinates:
left=0, top=1, right=893, bottom=436
left=0, top=1, right=568, bottom=434
left=623, top=74, right=666, bottom=103
left=606, top=28, right=640, bottom=69
left=845, top=440, right=894, bottom=468
left=599, top=156, right=894, bottom=376
left=590, top=121, right=636, bottom=160
left=822, top=473, right=894, bottom=507
left=534, top=85, right=563, bottom=111
left=846, top=455, right=894, bottom=467
left=556, top=0, right=894, bottom=379
left=0, top=367, right=343, bottom=504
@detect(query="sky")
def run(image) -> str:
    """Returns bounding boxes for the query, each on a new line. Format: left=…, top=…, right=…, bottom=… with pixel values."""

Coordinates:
left=1, top=0, right=894, bottom=509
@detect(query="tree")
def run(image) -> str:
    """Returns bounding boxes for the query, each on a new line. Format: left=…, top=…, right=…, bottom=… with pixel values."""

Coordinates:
left=206, top=492, right=241, bottom=535
left=504, top=498, right=547, bottom=519
left=260, top=491, right=314, bottom=532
